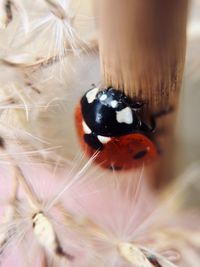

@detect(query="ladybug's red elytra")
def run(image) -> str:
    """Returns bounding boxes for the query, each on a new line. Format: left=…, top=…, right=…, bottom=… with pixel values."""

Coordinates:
left=75, top=86, right=171, bottom=170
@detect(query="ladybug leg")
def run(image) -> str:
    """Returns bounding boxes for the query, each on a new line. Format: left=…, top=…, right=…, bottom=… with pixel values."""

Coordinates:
left=84, top=133, right=104, bottom=150
left=153, top=139, right=163, bottom=155
left=91, top=83, right=97, bottom=88
left=147, top=106, right=174, bottom=132
left=131, top=102, right=145, bottom=110
left=140, top=107, right=173, bottom=155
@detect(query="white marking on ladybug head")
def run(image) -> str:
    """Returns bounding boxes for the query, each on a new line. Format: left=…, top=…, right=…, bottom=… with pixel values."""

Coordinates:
left=82, top=120, right=92, bottom=134
left=86, top=88, right=99, bottom=103
left=116, top=107, right=133, bottom=124
left=99, top=94, right=107, bottom=101
left=97, top=135, right=111, bottom=144
left=111, top=100, right=118, bottom=108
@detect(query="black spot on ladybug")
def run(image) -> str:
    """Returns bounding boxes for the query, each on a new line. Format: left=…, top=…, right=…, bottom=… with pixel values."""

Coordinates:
left=133, top=150, right=148, bottom=160
left=109, top=165, right=122, bottom=171
left=84, top=134, right=104, bottom=150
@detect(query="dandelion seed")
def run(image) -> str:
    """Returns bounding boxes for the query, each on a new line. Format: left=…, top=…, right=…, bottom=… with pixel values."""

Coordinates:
left=44, top=0, right=68, bottom=20
left=118, top=242, right=153, bottom=267
left=32, top=211, right=74, bottom=261
left=0, top=204, right=16, bottom=255
left=0, top=0, right=13, bottom=28
left=0, top=140, right=76, bottom=266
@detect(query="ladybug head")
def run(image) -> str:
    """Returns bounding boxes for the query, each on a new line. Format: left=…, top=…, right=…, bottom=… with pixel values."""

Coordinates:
left=80, top=87, right=141, bottom=137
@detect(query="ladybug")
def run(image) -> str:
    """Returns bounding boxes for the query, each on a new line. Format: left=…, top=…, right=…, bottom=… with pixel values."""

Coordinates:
left=75, top=86, right=170, bottom=170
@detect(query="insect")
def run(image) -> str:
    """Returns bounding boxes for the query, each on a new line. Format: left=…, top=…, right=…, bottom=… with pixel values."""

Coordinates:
left=75, top=86, right=171, bottom=170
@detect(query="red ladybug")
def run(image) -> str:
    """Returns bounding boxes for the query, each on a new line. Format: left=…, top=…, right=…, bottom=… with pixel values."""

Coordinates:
left=75, top=87, right=168, bottom=170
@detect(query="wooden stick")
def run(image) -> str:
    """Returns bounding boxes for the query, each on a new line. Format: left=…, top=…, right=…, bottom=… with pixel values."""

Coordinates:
left=97, top=0, right=189, bottom=187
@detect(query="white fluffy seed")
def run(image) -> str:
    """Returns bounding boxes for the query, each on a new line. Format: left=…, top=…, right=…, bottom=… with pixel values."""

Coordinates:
left=118, top=243, right=152, bottom=267
left=33, top=212, right=57, bottom=253
left=0, top=204, right=15, bottom=247
left=0, top=0, right=12, bottom=29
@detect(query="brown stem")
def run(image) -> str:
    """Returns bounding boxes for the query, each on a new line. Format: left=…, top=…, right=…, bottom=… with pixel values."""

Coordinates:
left=97, top=0, right=189, bottom=187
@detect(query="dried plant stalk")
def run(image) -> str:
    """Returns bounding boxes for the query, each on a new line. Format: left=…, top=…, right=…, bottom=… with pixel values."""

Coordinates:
left=98, top=0, right=188, bottom=110
left=97, top=0, right=189, bottom=187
